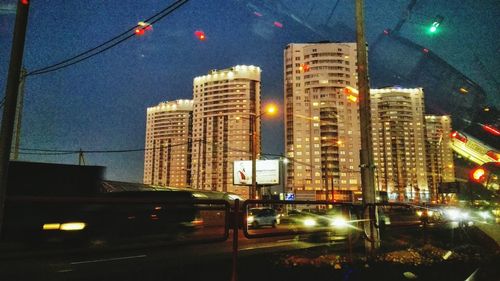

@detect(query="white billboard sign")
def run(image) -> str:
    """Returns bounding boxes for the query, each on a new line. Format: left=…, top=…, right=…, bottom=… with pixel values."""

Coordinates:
left=233, top=160, right=280, bottom=186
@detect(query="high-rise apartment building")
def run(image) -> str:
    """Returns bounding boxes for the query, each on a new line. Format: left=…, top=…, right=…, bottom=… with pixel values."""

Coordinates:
left=191, top=65, right=261, bottom=198
left=370, top=87, right=429, bottom=202
left=424, top=115, right=455, bottom=202
left=284, top=43, right=361, bottom=201
left=143, top=100, right=193, bottom=187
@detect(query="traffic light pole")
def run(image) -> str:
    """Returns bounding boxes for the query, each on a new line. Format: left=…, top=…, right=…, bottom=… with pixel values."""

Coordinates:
left=0, top=0, right=30, bottom=234
left=355, top=0, right=380, bottom=254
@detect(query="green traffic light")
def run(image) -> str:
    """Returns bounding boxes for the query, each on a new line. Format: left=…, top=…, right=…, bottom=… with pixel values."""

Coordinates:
left=429, top=21, right=440, bottom=33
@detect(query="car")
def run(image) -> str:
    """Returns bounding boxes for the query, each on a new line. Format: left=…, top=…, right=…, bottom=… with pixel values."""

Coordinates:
left=450, top=131, right=499, bottom=165
left=376, top=205, right=422, bottom=226
left=246, top=207, right=279, bottom=228
left=279, top=209, right=323, bottom=229
left=280, top=207, right=355, bottom=235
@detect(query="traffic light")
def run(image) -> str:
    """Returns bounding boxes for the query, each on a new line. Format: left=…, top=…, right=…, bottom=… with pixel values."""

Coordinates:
left=428, top=15, right=444, bottom=34
left=470, top=167, right=486, bottom=183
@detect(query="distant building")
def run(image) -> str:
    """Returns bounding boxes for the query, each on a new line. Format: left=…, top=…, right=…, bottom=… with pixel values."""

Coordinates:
left=143, top=100, right=193, bottom=187
left=284, top=42, right=361, bottom=201
left=424, top=115, right=455, bottom=202
left=191, top=65, right=261, bottom=198
left=370, top=87, right=429, bottom=202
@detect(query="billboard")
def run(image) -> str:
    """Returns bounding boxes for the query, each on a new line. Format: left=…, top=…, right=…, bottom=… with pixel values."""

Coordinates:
left=233, top=160, right=280, bottom=186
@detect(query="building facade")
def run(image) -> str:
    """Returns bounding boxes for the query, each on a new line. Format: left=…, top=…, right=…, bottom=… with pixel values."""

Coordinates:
left=191, top=65, right=261, bottom=198
left=424, top=115, right=455, bottom=202
left=143, top=99, right=193, bottom=187
left=284, top=42, right=361, bottom=201
left=370, top=87, right=429, bottom=202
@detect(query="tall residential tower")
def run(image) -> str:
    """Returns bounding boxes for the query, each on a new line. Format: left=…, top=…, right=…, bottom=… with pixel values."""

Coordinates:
left=284, top=42, right=361, bottom=201
left=424, top=115, right=455, bottom=202
left=370, top=87, right=429, bottom=202
left=143, top=99, right=193, bottom=187
left=191, top=65, right=261, bottom=198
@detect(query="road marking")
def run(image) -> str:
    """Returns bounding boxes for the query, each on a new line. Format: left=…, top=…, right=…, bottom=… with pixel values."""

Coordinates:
left=277, top=239, right=295, bottom=243
left=70, top=254, right=147, bottom=265
left=240, top=244, right=288, bottom=251
left=57, top=269, right=73, bottom=273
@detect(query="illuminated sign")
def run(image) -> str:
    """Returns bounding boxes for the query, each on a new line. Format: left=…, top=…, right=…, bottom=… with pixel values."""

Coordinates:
left=233, top=160, right=280, bottom=185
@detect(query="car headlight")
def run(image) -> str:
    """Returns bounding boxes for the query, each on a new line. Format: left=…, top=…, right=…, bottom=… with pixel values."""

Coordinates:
left=427, top=211, right=434, bottom=217
left=303, top=218, right=317, bottom=227
left=416, top=211, right=423, bottom=217
left=330, top=217, right=348, bottom=228
left=445, top=209, right=460, bottom=220
left=247, top=216, right=255, bottom=223
left=479, top=211, right=491, bottom=219
left=43, top=222, right=86, bottom=231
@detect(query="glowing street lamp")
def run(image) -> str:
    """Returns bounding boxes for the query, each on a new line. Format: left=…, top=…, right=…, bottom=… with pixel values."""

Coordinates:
left=250, top=103, right=278, bottom=199
left=264, top=103, right=278, bottom=115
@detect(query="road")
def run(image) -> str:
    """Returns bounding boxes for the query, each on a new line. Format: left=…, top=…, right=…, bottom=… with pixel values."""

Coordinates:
left=0, top=220, right=498, bottom=281
left=0, top=226, right=347, bottom=281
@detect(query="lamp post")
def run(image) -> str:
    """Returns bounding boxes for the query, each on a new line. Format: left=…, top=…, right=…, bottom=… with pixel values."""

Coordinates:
left=245, top=103, right=277, bottom=199
left=282, top=157, right=289, bottom=197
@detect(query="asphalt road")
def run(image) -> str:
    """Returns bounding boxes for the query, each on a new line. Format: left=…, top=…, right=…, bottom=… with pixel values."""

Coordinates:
left=0, top=222, right=498, bottom=281
left=0, top=226, right=346, bottom=281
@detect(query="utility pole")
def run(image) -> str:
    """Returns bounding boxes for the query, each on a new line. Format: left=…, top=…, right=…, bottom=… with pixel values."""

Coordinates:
left=78, top=149, right=86, bottom=165
left=355, top=0, right=380, bottom=254
left=12, top=68, right=27, bottom=160
left=151, top=140, right=156, bottom=185
left=197, top=139, right=201, bottom=189
left=251, top=115, right=257, bottom=199
left=0, top=0, right=31, bottom=234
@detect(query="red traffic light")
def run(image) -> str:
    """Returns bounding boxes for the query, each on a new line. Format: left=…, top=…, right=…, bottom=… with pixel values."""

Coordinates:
left=470, top=168, right=486, bottom=183
left=195, top=30, right=206, bottom=41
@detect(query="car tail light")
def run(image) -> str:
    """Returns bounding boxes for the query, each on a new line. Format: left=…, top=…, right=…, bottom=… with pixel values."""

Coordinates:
left=450, top=131, right=467, bottom=143
left=486, top=150, right=499, bottom=161
left=482, top=124, right=500, bottom=136
left=191, top=218, right=204, bottom=226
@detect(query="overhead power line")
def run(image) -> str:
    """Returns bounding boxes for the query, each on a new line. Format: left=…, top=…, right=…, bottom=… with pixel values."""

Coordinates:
left=18, top=140, right=314, bottom=167
left=26, top=0, right=189, bottom=76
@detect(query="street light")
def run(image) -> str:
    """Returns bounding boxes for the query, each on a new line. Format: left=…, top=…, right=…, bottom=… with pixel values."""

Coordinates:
left=249, top=103, right=278, bottom=199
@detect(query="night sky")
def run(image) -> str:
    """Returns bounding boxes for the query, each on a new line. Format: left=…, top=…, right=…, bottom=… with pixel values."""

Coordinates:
left=1, top=0, right=499, bottom=182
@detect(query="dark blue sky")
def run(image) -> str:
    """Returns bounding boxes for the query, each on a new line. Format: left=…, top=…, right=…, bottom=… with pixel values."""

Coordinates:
left=1, top=0, right=499, bottom=182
